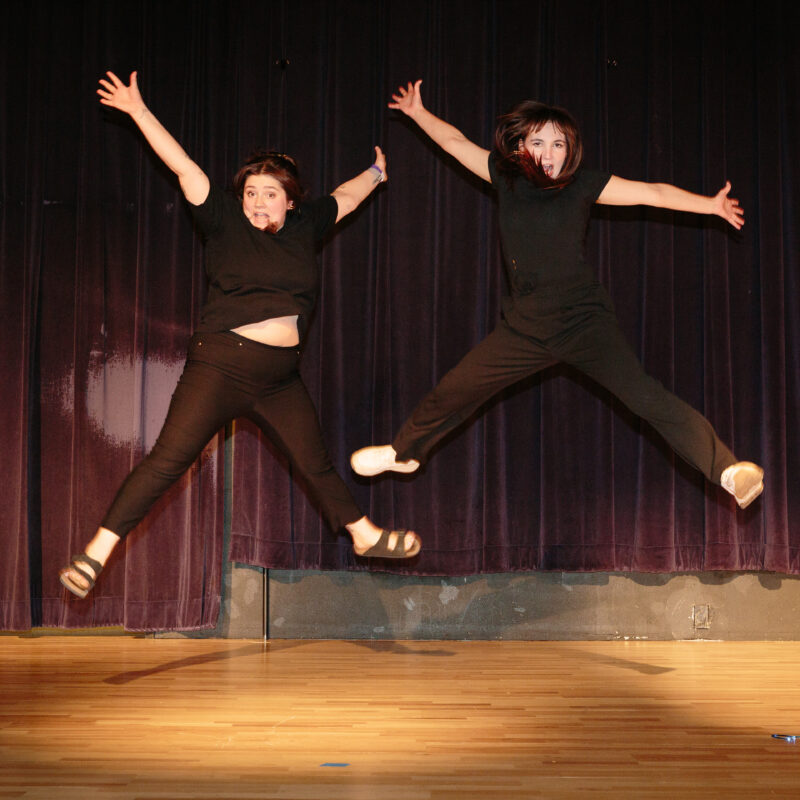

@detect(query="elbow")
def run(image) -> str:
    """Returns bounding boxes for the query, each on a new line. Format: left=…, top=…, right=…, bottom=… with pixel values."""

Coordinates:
left=442, top=134, right=467, bottom=158
left=332, top=191, right=358, bottom=220
left=651, top=183, right=672, bottom=208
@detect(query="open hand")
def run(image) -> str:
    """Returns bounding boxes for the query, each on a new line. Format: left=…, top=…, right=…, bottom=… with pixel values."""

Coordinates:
left=372, top=145, right=387, bottom=181
left=97, top=70, right=147, bottom=117
left=388, top=79, right=424, bottom=118
left=713, top=181, right=744, bottom=230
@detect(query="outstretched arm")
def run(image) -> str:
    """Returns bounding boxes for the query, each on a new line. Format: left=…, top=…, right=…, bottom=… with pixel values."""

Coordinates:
left=596, top=176, right=744, bottom=230
left=97, top=71, right=210, bottom=206
left=389, top=79, right=491, bottom=183
left=331, top=146, right=387, bottom=223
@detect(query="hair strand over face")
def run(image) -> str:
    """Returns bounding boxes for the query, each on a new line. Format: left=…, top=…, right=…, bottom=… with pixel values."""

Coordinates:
left=493, top=101, right=583, bottom=189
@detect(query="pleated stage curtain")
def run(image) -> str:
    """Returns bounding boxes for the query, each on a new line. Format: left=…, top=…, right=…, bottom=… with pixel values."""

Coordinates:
left=1, top=0, right=797, bottom=631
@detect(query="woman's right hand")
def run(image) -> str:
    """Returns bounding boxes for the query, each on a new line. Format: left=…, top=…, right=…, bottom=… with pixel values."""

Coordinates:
left=387, top=77, right=491, bottom=182
left=96, top=69, right=209, bottom=205
left=389, top=79, right=424, bottom=118
left=97, top=70, right=147, bottom=117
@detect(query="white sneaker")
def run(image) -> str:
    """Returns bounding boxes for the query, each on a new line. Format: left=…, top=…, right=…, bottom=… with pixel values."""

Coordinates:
left=720, top=461, right=764, bottom=509
left=350, top=445, right=420, bottom=477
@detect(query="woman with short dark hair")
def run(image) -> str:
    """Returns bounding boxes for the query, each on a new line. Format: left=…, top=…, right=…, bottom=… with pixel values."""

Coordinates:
left=60, top=71, right=420, bottom=600
left=351, top=80, right=763, bottom=510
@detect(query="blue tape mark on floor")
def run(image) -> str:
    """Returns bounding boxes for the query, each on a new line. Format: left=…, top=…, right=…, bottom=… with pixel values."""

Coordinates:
left=321, top=762, right=350, bottom=767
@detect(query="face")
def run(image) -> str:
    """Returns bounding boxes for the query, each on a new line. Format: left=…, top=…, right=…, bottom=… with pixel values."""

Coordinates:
left=241, top=174, right=293, bottom=232
left=521, top=121, right=567, bottom=179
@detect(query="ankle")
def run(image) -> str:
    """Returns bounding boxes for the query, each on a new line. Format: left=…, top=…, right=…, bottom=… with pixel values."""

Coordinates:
left=82, top=527, right=122, bottom=569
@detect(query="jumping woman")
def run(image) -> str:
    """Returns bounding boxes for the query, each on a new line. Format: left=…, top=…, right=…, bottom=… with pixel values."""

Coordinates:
left=60, top=71, right=420, bottom=599
left=351, top=79, right=763, bottom=511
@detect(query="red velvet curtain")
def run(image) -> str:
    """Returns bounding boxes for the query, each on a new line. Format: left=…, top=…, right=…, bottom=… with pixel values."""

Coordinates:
left=2, top=0, right=798, bottom=631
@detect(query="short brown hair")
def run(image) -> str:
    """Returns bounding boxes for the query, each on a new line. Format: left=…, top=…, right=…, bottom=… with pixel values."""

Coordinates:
left=232, top=150, right=305, bottom=204
left=493, top=101, right=583, bottom=189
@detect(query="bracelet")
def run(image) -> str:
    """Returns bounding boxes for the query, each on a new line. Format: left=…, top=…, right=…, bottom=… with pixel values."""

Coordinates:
left=368, top=164, right=385, bottom=183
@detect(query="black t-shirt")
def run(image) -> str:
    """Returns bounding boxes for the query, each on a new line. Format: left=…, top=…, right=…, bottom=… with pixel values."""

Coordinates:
left=189, top=183, right=339, bottom=334
left=488, top=153, right=611, bottom=296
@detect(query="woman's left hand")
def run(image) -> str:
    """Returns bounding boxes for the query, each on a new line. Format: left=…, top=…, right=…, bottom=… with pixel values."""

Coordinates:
left=372, top=145, right=387, bottom=182
left=332, top=145, right=389, bottom=222
left=713, top=181, right=744, bottom=230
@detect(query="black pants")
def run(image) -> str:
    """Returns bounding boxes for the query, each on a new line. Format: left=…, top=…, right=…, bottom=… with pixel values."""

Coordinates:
left=102, top=331, right=362, bottom=538
left=393, top=294, right=737, bottom=484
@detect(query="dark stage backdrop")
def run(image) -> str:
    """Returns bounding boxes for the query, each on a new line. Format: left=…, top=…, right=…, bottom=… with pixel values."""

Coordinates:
left=1, top=0, right=797, bottom=631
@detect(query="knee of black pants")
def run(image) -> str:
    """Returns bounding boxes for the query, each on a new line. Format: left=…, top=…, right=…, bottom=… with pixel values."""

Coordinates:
left=621, top=377, right=692, bottom=426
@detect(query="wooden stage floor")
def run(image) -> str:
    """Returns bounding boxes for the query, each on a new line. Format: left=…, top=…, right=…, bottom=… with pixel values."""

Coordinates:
left=1, top=637, right=799, bottom=798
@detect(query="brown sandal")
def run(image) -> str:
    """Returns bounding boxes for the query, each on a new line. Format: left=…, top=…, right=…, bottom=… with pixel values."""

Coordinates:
left=59, top=553, right=103, bottom=599
left=358, top=529, right=421, bottom=559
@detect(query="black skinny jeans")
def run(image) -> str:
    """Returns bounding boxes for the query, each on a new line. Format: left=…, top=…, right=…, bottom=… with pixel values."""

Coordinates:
left=102, top=331, right=362, bottom=538
left=393, top=293, right=737, bottom=484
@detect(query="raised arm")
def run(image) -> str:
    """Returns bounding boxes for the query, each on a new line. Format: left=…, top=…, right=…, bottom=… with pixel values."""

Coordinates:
left=596, top=176, right=744, bottom=230
left=97, top=71, right=210, bottom=206
left=389, top=79, right=491, bottom=183
left=330, top=146, right=387, bottom=223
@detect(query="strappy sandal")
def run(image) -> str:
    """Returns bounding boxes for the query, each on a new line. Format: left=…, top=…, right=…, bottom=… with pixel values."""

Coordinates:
left=59, top=553, right=103, bottom=599
left=358, top=529, right=421, bottom=559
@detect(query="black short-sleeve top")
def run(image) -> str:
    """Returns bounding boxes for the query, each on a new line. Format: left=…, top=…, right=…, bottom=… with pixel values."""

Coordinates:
left=488, top=153, right=611, bottom=296
left=189, top=182, right=339, bottom=334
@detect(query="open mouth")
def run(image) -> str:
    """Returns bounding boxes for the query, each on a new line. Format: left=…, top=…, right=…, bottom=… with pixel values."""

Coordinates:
left=251, top=213, right=272, bottom=228
left=542, top=163, right=554, bottom=177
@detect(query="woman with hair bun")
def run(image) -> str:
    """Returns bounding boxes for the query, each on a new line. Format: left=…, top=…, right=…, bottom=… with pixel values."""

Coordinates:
left=351, top=79, right=763, bottom=511
left=59, top=71, right=420, bottom=599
